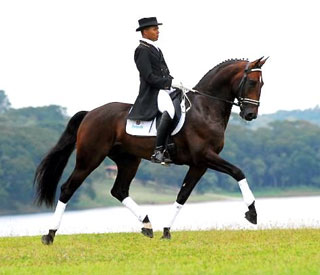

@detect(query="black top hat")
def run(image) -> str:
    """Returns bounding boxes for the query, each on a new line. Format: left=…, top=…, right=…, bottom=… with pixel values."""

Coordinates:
left=136, top=17, right=163, bottom=32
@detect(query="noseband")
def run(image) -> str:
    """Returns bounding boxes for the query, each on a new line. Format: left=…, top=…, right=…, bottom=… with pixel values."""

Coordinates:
left=187, top=62, right=262, bottom=108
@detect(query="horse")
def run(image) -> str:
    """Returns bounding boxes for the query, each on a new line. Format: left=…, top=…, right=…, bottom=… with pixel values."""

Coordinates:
left=34, top=57, right=268, bottom=244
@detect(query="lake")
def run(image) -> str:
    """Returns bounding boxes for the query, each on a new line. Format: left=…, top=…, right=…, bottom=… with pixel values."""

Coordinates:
left=0, top=196, right=319, bottom=237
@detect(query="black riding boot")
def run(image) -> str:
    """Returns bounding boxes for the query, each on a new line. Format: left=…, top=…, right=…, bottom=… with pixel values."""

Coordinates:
left=151, top=111, right=173, bottom=164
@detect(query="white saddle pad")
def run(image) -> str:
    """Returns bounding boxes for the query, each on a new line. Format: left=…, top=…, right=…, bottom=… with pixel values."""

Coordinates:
left=126, top=99, right=186, bottom=136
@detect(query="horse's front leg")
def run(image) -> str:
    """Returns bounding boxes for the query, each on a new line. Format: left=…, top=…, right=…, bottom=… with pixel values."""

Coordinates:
left=205, top=151, right=257, bottom=224
left=161, top=166, right=207, bottom=239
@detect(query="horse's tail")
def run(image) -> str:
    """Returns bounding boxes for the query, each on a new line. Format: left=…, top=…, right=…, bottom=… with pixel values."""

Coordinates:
left=33, top=111, right=88, bottom=207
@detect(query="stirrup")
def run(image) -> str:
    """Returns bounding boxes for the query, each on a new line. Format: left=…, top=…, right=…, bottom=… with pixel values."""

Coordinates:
left=151, top=148, right=172, bottom=165
left=162, top=150, right=173, bottom=165
left=151, top=147, right=164, bottom=164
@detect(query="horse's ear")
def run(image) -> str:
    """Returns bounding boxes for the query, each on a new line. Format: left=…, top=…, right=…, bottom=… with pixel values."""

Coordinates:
left=258, top=56, right=269, bottom=68
left=250, top=56, right=264, bottom=69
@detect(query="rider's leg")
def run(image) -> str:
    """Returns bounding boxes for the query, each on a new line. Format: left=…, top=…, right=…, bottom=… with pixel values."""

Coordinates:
left=151, top=90, right=175, bottom=163
left=157, top=90, right=175, bottom=120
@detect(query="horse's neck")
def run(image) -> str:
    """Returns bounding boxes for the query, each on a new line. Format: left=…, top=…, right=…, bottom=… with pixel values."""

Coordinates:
left=191, top=63, right=242, bottom=130
left=190, top=93, right=233, bottom=131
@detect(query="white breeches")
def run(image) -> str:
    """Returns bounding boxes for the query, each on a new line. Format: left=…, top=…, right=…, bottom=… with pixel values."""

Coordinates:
left=157, top=89, right=175, bottom=119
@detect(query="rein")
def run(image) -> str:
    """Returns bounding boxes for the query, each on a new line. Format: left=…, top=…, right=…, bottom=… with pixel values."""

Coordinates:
left=182, top=62, right=262, bottom=109
left=187, top=88, right=240, bottom=107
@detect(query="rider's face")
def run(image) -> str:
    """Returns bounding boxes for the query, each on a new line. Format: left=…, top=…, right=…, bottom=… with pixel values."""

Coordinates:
left=142, top=26, right=159, bottom=41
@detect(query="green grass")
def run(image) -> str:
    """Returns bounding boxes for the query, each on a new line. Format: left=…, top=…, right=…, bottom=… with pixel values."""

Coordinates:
left=1, top=229, right=319, bottom=274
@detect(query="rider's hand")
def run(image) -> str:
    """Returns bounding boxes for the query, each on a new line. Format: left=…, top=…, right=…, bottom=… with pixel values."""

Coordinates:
left=171, top=80, right=183, bottom=89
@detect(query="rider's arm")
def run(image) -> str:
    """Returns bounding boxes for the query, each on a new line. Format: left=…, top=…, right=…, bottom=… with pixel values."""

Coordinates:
left=135, top=47, right=172, bottom=90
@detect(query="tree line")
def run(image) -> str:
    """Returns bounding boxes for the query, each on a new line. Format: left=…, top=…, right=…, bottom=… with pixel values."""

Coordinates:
left=0, top=91, right=319, bottom=214
left=136, top=119, right=320, bottom=194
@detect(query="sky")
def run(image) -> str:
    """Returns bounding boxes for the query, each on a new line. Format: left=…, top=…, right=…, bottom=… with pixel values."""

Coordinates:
left=0, top=0, right=319, bottom=116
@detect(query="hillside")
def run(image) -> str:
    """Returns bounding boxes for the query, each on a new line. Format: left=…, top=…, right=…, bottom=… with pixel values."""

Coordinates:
left=0, top=90, right=319, bottom=215
left=230, top=105, right=320, bottom=129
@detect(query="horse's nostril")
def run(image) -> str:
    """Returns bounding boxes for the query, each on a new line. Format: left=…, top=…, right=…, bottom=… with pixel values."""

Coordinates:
left=246, top=113, right=257, bottom=120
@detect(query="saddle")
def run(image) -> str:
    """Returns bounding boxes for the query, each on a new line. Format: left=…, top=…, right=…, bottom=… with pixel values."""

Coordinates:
left=126, top=89, right=187, bottom=153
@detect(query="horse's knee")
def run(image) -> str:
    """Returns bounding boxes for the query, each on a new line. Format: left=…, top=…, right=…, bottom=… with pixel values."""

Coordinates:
left=110, top=186, right=128, bottom=202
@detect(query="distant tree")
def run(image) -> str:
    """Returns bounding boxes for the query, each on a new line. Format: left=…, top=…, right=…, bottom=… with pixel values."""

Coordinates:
left=0, top=102, right=109, bottom=213
left=0, top=90, right=11, bottom=114
left=1, top=93, right=320, bottom=215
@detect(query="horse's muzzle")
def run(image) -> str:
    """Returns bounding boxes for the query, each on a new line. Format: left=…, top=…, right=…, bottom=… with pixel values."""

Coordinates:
left=244, top=112, right=257, bottom=121
left=240, top=109, right=258, bottom=121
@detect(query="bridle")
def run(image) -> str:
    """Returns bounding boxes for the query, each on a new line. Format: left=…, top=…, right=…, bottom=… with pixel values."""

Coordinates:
left=186, top=62, right=263, bottom=108
left=237, top=62, right=262, bottom=108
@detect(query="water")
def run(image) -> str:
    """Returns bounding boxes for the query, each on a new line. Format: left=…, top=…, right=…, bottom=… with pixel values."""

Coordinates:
left=0, top=196, right=319, bottom=237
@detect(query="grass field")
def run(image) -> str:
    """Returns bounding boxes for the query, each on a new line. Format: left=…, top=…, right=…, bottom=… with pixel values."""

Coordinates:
left=1, top=229, right=319, bottom=274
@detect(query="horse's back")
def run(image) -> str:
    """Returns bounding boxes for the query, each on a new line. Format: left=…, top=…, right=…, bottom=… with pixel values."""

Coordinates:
left=92, top=102, right=132, bottom=115
left=82, top=102, right=131, bottom=123
left=76, top=102, right=132, bottom=147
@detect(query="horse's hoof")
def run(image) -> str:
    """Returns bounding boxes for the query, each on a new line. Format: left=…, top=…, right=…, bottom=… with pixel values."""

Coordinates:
left=41, top=229, right=56, bottom=245
left=245, top=202, right=257, bottom=224
left=161, top=227, right=171, bottom=240
left=41, top=234, right=54, bottom=245
left=141, top=227, right=153, bottom=238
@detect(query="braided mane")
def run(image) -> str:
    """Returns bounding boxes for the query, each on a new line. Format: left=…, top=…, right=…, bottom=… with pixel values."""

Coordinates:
left=213, top=58, right=247, bottom=71
left=195, top=58, right=248, bottom=87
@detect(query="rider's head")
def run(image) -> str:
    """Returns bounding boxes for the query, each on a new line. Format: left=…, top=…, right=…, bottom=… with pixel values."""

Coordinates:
left=136, top=17, right=162, bottom=41
left=141, top=26, right=159, bottom=41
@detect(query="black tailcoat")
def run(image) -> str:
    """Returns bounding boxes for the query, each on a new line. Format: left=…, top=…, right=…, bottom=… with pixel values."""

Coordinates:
left=127, top=40, right=173, bottom=121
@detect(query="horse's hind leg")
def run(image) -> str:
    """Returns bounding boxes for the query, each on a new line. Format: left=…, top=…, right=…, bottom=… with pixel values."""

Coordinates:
left=41, top=153, right=106, bottom=245
left=109, top=153, right=153, bottom=238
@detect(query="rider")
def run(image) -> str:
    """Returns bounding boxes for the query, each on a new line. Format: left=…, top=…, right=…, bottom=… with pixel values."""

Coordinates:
left=128, top=17, right=180, bottom=164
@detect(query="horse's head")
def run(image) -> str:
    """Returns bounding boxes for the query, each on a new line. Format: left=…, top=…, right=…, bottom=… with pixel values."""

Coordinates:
left=234, top=57, right=268, bottom=121
left=194, top=57, right=269, bottom=121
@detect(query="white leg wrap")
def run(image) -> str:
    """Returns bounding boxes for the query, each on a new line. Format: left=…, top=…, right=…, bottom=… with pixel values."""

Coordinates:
left=50, top=200, right=67, bottom=230
left=122, top=197, right=146, bottom=223
left=238, top=179, right=255, bottom=206
left=165, top=202, right=183, bottom=228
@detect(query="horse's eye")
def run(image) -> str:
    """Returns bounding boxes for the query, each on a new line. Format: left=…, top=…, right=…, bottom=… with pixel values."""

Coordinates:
left=248, top=80, right=257, bottom=87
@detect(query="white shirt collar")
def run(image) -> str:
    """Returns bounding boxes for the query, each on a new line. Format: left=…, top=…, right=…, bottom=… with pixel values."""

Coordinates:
left=140, top=38, right=159, bottom=51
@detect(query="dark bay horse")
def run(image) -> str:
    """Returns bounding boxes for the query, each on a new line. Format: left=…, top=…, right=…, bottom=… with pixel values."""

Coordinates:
left=34, top=57, right=268, bottom=244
